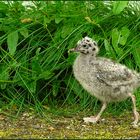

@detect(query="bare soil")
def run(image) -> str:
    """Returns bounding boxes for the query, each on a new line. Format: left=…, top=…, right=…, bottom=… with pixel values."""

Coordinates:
left=0, top=111, right=140, bottom=139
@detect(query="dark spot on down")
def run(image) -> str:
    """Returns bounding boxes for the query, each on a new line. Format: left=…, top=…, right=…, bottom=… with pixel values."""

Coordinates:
left=81, top=51, right=87, bottom=54
left=92, top=48, right=96, bottom=51
left=93, top=42, right=97, bottom=46
left=114, top=87, right=120, bottom=92
left=88, top=44, right=92, bottom=47
left=123, top=68, right=132, bottom=80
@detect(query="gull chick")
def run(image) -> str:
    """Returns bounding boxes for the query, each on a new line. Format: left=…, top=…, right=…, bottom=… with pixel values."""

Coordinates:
left=69, top=36, right=140, bottom=127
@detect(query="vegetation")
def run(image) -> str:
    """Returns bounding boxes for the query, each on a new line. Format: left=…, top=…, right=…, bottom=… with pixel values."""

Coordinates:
left=0, top=1, right=140, bottom=117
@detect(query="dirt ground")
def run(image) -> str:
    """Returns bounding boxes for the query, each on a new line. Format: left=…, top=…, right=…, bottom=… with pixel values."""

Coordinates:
left=0, top=111, right=140, bottom=139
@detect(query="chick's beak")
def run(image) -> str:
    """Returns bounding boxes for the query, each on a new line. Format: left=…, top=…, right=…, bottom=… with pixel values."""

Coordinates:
left=68, top=46, right=79, bottom=53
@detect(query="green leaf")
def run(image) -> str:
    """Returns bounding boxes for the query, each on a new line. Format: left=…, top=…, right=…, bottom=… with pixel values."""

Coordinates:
left=43, top=16, right=51, bottom=25
left=0, top=2, right=8, bottom=11
left=7, top=31, right=19, bottom=56
left=13, top=70, right=28, bottom=89
left=119, top=26, right=130, bottom=46
left=132, top=47, right=140, bottom=68
left=0, top=65, right=9, bottom=89
left=28, top=81, right=36, bottom=94
left=112, top=28, right=120, bottom=48
left=38, top=71, right=54, bottom=80
left=55, top=17, right=63, bottom=24
left=104, top=39, right=116, bottom=58
left=61, top=25, right=74, bottom=38
left=113, top=1, right=128, bottom=15
left=104, top=39, right=111, bottom=54
left=112, top=28, right=123, bottom=56
left=31, top=48, right=42, bottom=79
left=19, top=28, right=29, bottom=38
left=36, top=47, right=41, bottom=56
left=52, top=82, right=60, bottom=97
left=14, top=71, right=36, bottom=93
left=32, top=58, right=42, bottom=74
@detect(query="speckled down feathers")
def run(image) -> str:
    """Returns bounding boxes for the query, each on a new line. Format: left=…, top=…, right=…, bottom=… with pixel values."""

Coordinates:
left=73, top=39, right=140, bottom=103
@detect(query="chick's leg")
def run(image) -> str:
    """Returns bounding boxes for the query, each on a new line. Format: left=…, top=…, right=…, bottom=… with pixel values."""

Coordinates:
left=128, top=93, right=139, bottom=127
left=83, top=102, right=107, bottom=123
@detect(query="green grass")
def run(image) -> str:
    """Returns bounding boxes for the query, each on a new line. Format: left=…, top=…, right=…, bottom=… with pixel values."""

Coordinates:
left=0, top=1, right=140, bottom=117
